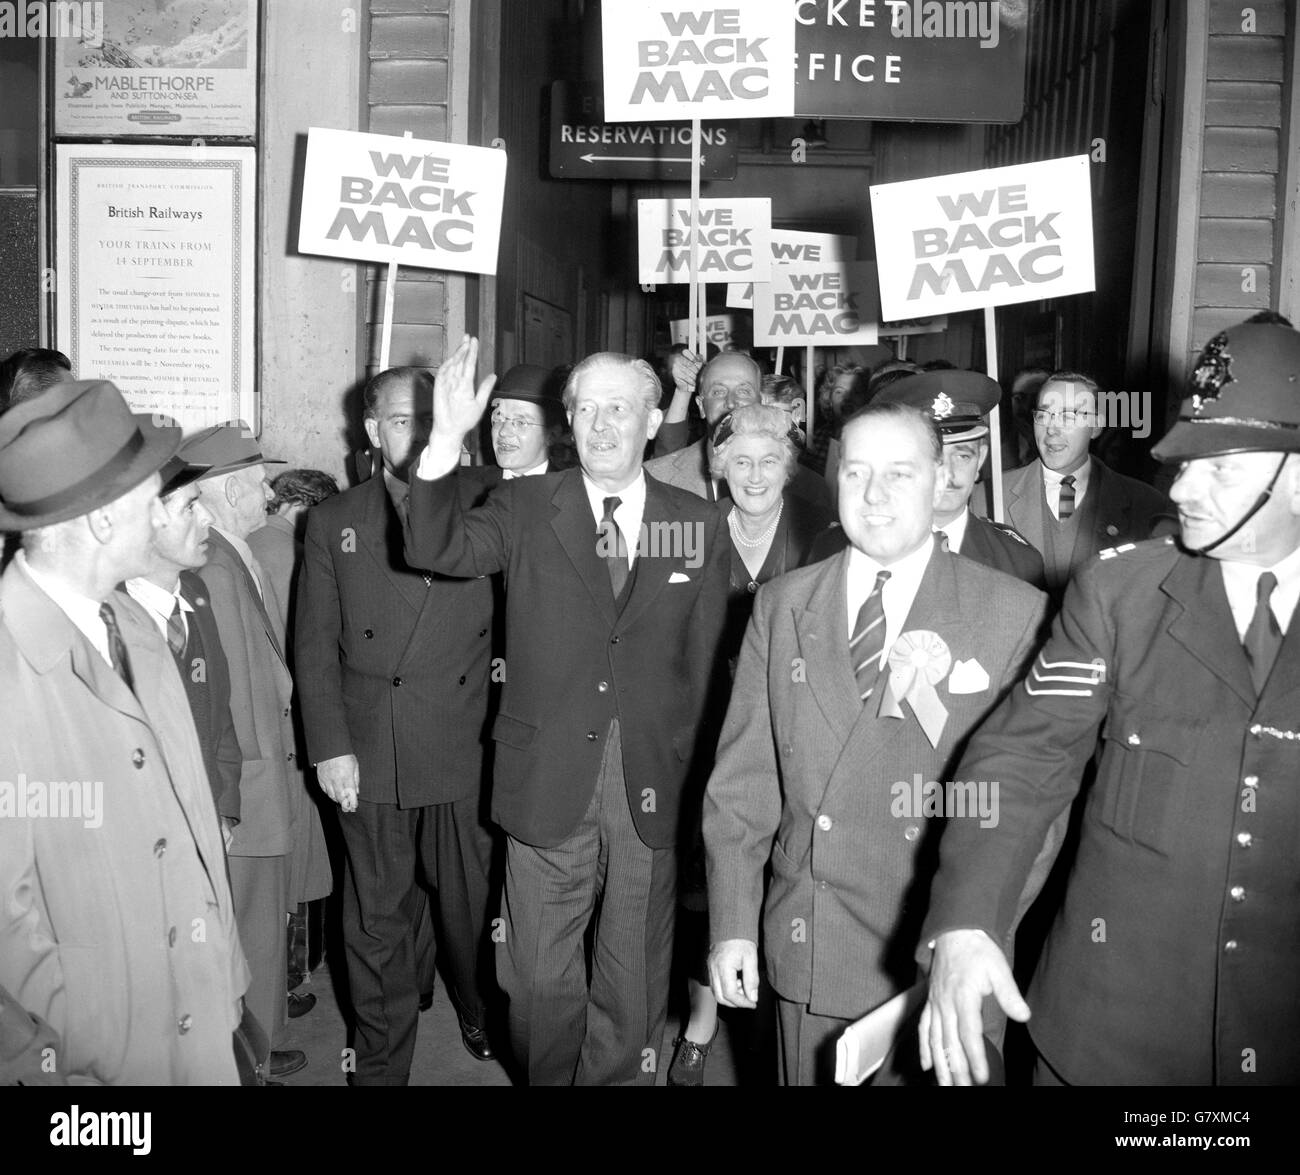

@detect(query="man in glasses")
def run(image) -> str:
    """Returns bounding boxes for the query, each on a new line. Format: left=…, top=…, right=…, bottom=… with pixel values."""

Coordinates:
left=989, top=370, right=1167, bottom=600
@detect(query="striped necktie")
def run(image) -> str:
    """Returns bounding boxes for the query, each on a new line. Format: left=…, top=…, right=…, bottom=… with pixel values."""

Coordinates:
left=166, top=597, right=187, bottom=658
left=1058, top=474, right=1076, bottom=520
left=851, top=570, right=891, bottom=703
left=99, top=602, right=135, bottom=693
left=1244, top=572, right=1282, bottom=694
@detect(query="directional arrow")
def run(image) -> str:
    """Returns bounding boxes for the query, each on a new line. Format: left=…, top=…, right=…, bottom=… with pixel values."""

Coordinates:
left=580, top=153, right=701, bottom=164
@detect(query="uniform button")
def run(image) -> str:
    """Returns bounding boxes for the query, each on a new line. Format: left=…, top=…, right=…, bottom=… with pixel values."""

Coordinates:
left=1224, top=940, right=1239, bottom=953
left=458, top=675, right=467, bottom=685
left=153, top=838, right=167, bottom=858
left=1237, top=831, right=1252, bottom=848
left=1243, top=775, right=1258, bottom=788
left=1127, top=733, right=1141, bottom=746
left=610, top=635, right=621, bottom=645
left=177, top=1013, right=193, bottom=1034
left=1230, top=886, right=1246, bottom=902
left=904, top=825, right=920, bottom=842
left=392, top=676, right=403, bottom=687
left=597, top=681, right=609, bottom=693
left=587, top=731, right=598, bottom=741
left=132, top=748, right=146, bottom=768
left=168, top=926, right=177, bottom=947
left=816, top=814, right=832, bottom=832
left=364, top=629, right=374, bottom=639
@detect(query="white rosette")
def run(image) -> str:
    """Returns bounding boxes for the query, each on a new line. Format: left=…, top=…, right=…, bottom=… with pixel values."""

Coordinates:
left=880, top=630, right=952, bottom=747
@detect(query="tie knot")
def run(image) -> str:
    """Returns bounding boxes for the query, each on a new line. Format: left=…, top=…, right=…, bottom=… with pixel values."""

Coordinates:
left=1257, top=571, right=1279, bottom=605
left=874, top=569, right=892, bottom=592
left=1061, top=475, right=1075, bottom=488
left=99, top=602, right=117, bottom=630
left=602, top=496, right=622, bottom=522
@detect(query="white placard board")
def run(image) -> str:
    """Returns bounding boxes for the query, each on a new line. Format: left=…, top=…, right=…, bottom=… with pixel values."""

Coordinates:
left=638, top=197, right=772, bottom=284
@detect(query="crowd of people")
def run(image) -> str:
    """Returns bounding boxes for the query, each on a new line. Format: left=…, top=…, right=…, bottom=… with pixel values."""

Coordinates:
left=0, top=314, right=1296, bottom=1087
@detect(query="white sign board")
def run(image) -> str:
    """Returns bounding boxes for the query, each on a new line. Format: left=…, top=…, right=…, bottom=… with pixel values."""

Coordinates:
left=602, top=0, right=796, bottom=121
left=670, top=314, right=737, bottom=349
left=638, top=197, right=772, bottom=284
left=298, top=128, right=508, bottom=275
left=870, top=155, right=1095, bottom=320
left=753, top=261, right=879, bottom=346
left=727, top=230, right=857, bottom=307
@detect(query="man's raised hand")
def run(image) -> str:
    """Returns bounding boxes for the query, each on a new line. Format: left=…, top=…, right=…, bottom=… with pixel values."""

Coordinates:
left=433, top=334, right=497, bottom=441
left=918, top=929, right=1030, bottom=1086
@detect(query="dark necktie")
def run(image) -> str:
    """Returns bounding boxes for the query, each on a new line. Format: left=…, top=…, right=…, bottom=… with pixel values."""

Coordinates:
left=166, top=598, right=187, bottom=658
left=1058, top=474, right=1076, bottom=520
left=599, top=496, right=628, bottom=599
left=850, top=570, right=891, bottom=703
left=99, top=601, right=135, bottom=693
left=1244, top=571, right=1283, bottom=694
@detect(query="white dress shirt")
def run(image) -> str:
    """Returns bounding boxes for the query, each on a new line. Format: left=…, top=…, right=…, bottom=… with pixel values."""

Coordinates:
left=1219, top=543, right=1300, bottom=639
left=125, top=577, right=194, bottom=645
left=1042, top=458, right=1092, bottom=520
left=502, top=459, right=549, bottom=480
left=212, top=525, right=264, bottom=598
left=583, top=471, right=647, bottom=570
left=18, top=551, right=114, bottom=667
left=845, top=536, right=935, bottom=674
left=936, top=508, right=971, bottom=554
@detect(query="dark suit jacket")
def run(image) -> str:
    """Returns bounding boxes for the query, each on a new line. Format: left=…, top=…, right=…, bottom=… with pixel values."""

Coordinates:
left=297, top=471, right=497, bottom=807
left=406, top=466, right=730, bottom=849
left=705, top=540, right=1050, bottom=1019
left=920, top=539, right=1300, bottom=1084
left=178, top=569, right=242, bottom=823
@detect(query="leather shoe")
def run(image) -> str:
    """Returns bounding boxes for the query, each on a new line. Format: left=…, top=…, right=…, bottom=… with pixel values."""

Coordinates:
left=667, top=1024, right=719, bottom=1087
left=269, top=1049, right=307, bottom=1079
left=287, top=991, right=316, bottom=1019
left=459, top=1020, right=494, bottom=1062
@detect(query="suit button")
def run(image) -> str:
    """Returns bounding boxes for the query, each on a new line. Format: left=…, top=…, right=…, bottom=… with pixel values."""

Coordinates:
left=177, top=1013, right=192, bottom=1035
left=747, top=581, right=758, bottom=594
left=392, top=676, right=403, bottom=687
left=478, top=629, right=487, bottom=637
left=364, top=629, right=374, bottom=639
left=587, top=731, right=598, bottom=741
left=1230, top=886, right=1246, bottom=902
left=1127, top=733, right=1141, bottom=746
left=458, top=675, right=467, bottom=685
left=816, top=814, right=832, bottom=831
left=153, top=838, right=167, bottom=858
left=1243, top=775, right=1258, bottom=788
left=132, top=748, right=146, bottom=768
left=283, top=707, right=291, bottom=718
left=597, top=681, right=609, bottom=693
left=286, top=752, right=295, bottom=762
left=610, top=636, right=621, bottom=645
left=1224, top=939, right=1239, bottom=953
left=1237, top=832, right=1252, bottom=848
left=783, top=744, right=793, bottom=756
left=904, top=825, right=920, bottom=842
left=168, top=926, right=177, bottom=947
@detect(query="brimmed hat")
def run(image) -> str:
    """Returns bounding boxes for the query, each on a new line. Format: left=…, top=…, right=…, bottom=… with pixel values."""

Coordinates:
left=489, top=365, right=564, bottom=409
left=180, top=421, right=286, bottom=478
left=1152, top=323, right=1300, bottom=462
left=0, top=380, right=181, bottom=530
left=873, top=369, right=1001, bottom=443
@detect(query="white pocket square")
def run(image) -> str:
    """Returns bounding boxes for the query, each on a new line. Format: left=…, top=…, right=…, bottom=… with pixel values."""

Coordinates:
left=668, top=572, right=691, bottom=584
left=948, top=658, right=990, bottom=694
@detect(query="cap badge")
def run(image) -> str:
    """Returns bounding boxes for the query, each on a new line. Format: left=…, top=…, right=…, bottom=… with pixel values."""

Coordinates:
left=1190, top=331, right=1235, bottom=415
left=931, top=392, right=955, bottom=419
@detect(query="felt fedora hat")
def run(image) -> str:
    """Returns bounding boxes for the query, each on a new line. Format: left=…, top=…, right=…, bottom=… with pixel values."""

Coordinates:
left=0, top=380, right=181, bottom=531
left=180, top=421, right=286, bottom=478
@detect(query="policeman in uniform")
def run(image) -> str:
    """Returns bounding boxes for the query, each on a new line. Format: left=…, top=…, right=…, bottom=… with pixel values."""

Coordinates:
left=918, top=321, right=1300, bottom=1085
left=814, top=371, right=1046, bottom=590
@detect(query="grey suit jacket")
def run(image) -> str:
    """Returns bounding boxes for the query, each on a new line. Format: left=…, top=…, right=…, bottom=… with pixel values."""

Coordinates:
left=704, top=539, right=1050, bottom=1019
left=646, top=437, right=832, bottom=513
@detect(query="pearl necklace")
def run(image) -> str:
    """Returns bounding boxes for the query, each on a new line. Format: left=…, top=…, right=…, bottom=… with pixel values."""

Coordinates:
left=729, top=499, right=783, bottom=549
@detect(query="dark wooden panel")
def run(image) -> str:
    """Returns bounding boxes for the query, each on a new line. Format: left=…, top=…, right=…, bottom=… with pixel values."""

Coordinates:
left=1209, top=0, right=1287, bottom=35
left=1202, top=126, right=1279, bottom=172
left=369, top=59, right=449, bottom=105
left=1204, top=80, right=1283, bottom=126
left=1206, top=35, right=1285, bottom=82
left=1198, top=216, right=1275, bottom=262
left=1192, top=306, right=1263, bottom=345
left=371, top=0, right=449, bottom=12
left=1194, top=262, right=1273, bottom=306
left=1200, top=171, right=1277, bottom=216
left=368, top=104, right=449, bottom=139
left=369, top=13, right=449, bottom=58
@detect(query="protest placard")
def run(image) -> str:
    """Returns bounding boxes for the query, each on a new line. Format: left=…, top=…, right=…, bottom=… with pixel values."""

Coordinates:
left=638, top=197, right=772, bottom=284
left=602, top=1, right=796, bottom=122
left=753, top=261, right=879, bottom=346
left=297, top=127, right=508, bottom=275
left=670, top=314, right=737, bottom=349
left=727, top=230, right=856, bottom=307
left=870, top=155, right=1094, bottom=320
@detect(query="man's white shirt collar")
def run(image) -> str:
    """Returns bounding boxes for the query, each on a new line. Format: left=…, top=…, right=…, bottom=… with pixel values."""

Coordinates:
left=124, top=577, right=193, bottom=642
left=845, top=535, right=935, bottom=674
left=18, top=551, right=114, bottom=668
left=1220, top=542, right=1300, bottom=639
left=582, top=470, right=647, bottom=568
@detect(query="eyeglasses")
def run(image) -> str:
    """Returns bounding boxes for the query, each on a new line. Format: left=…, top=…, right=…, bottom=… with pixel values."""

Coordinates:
left=490, top=412, right=542, bottom=431
left=702, top=386, right=758, bottom=404
left=1031, top=409, right=1092, bottom=428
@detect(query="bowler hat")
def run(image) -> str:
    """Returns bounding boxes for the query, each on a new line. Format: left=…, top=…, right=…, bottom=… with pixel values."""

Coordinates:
left=181, top=421, right=286, bottom=478
left=1153, top=322, right=1300, bottom=462
left=0, top=380, right=181, bottom=530
left=489, top=365, right=565, bottom=410
left=874, top=369, right=1001, bottom=443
